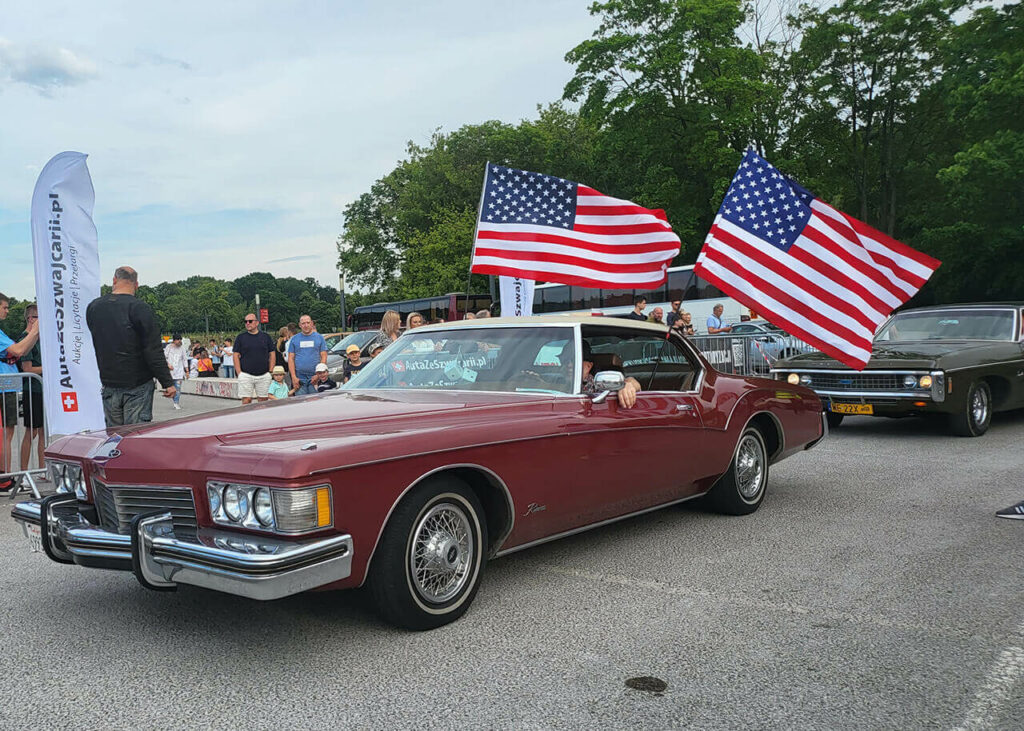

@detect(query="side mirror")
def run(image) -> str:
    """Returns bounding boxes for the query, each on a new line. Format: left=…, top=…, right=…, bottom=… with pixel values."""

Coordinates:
left=591, top=371, right=625, bottom=404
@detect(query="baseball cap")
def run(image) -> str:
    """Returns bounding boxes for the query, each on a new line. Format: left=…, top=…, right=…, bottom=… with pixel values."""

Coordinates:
left=315, top=363, right=329, bottom=372
left=346, top=344, right=360, bottom=354
left=271, top=365, right=285, bottom=375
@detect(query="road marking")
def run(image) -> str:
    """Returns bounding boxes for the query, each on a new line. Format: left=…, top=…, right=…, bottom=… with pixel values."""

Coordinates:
left=952, top=638, right=1024, bottom=731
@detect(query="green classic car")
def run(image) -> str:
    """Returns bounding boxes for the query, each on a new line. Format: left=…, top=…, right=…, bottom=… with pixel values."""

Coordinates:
left=772, top=303, right=1024, bottom=437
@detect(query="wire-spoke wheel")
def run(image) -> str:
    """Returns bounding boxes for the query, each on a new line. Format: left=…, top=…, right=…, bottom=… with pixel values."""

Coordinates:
left=369, top=477, right=487, bottom=630
left=409, top=503, right=474, bottom=604
left=707, top=425, right=769, bottom=515
left=948, top=380, right=992, bottom=437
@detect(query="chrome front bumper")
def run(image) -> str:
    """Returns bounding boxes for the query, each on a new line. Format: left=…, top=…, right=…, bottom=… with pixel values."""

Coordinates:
left=11, top=495, right=353, bottom=601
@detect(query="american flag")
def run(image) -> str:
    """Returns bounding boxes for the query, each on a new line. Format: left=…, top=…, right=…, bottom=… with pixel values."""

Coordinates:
left=470, top=163, right=681, bottom=288
left=695, top=150, right=941, bottom=369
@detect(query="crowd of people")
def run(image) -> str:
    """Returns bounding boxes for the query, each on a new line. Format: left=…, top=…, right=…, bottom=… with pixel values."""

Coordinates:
left=4, top=266, right=1024, bottom=519
left=623, top=295, right=711, bottom=336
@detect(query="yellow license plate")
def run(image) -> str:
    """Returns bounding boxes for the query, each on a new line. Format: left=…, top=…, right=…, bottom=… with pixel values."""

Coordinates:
left=830, top=403, right=873, bottom=415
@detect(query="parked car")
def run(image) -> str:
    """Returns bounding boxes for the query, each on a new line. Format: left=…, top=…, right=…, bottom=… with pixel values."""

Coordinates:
left=322, top=332, right=352, bottom=350
left=773, top=303, right=1024, bottom=436
left=12, top=317, right=826, bottom=630
left=715, top=321, right=815, bottom=374
left=324, top=330, right=378, bottom=380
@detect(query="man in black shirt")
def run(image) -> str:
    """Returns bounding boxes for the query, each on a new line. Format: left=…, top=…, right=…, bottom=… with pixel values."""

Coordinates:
left=86, top=266, right=176, bottom=426
left=232, top=313, right=276, bottom=404
left=624, top=296, right=648, bottom=321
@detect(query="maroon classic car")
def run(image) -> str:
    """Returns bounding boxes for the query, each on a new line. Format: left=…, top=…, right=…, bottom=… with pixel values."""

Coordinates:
left=12, top=317, right=825, bottom=629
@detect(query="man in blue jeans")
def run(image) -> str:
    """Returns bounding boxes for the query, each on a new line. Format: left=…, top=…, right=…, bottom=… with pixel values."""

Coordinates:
left=287, top=314, right=328, bottom=395
left=86, top=266, right=176, bottom=426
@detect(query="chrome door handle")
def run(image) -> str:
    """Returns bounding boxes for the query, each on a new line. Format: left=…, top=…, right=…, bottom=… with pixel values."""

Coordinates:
left=676, top=404, right=694, bottom=411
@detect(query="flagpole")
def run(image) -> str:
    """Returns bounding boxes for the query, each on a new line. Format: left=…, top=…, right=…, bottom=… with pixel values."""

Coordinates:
left=464, top=161, right=491, bottom=318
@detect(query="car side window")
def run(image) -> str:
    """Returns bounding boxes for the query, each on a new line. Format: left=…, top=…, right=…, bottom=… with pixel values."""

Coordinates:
left=582, top=326, right=700, bottom=392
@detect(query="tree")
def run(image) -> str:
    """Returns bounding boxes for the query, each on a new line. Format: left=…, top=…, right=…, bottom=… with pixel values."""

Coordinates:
left=911, top=2, right=1024, bottom=302
left=332, top=0, right=1022, bottom=307
left=791, top=0, right=965, bottom=230
left=562, top=0, right=782, bottom=257
left=336, top=105, right=604, bottom=296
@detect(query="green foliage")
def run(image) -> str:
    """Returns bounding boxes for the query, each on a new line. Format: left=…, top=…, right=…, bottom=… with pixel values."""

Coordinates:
left=912, top=2, right=1024, bottom=302
left=336, top=0, right=1022, bottom=304
left=337, top=105, right=604, bottom=297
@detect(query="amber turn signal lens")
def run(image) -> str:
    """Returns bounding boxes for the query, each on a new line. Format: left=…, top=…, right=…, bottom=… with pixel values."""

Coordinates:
left=316, top=487, right=331, bottom=528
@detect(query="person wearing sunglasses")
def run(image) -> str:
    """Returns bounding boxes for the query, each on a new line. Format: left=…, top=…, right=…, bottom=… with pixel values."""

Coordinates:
left=232, top=314, right=275, bottom=405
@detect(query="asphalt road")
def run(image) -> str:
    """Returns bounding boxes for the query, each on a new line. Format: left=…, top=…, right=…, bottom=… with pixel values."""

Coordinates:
left=2, top=395, right=1023, bottom=730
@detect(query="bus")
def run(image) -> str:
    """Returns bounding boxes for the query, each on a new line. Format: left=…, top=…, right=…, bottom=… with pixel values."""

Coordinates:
left=530, top=265, right=747, bottom=331
left=351, top=293, right=493, bottom=330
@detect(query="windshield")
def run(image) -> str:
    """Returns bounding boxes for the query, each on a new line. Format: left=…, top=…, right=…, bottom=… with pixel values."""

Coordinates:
left=875, top=309, right=1016, bottom=342
left=344, top=326, right=576, bottom=394
left=329, top=331, right=374, bottom=354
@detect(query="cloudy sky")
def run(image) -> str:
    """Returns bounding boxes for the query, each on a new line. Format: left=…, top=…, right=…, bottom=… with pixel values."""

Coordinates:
left=0, top=0, right=597, bottom=299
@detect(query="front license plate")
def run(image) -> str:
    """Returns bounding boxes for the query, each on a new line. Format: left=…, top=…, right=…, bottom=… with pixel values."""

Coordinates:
left=21, top=523, right=42, bottom=553
left=830, top=402, right=873, bottom=415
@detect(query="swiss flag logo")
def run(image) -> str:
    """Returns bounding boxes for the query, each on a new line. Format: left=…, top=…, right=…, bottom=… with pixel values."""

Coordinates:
left=61, top=392, right=79, bottom=412
left=392, top=361, right=406, bottom=373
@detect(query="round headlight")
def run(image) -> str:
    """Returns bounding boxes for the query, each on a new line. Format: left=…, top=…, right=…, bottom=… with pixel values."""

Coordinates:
left=919, top=375, right=932, bottom=389
left=208, top=485, right=222, bottom=516
left=800, top=375, right=812, bottom=386
left=254, top=488, right=274, bottom=527
left=903, top=375, right=918, bottom=388
left=223, top=486, right=249, bottom=522
left=787, top=373, right=800, bottom=385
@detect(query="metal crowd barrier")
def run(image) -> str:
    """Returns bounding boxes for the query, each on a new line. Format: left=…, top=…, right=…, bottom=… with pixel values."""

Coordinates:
left=0, top=372, right=50, bottom=500
left=688, top=332, right=817, bottom=377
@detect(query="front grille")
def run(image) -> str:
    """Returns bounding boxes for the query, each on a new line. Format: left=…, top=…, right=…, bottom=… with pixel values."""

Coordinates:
left=92, top=480, right=198, bottom=536
left=806, top=372, right=907, bottom=391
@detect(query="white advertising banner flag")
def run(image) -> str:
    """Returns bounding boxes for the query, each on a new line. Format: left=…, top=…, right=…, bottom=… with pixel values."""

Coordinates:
left=498, top=276, right=535, bottom=317
left=30, top=152, right=105, bottom=435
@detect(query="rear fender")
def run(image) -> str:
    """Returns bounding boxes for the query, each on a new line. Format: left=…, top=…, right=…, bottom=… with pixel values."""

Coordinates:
left=720, top=386, right=818, bottom=468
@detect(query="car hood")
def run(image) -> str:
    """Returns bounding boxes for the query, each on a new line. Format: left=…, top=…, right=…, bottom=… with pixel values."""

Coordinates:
left=49, top=390, right=558, bottom=481
left=145, top=390, right=555, bottom=440
left=778, top=340, right=1005, bottom=370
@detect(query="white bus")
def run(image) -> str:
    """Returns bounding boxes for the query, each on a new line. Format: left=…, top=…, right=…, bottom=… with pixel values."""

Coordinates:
left=530, top=264, right=749, bottom=332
